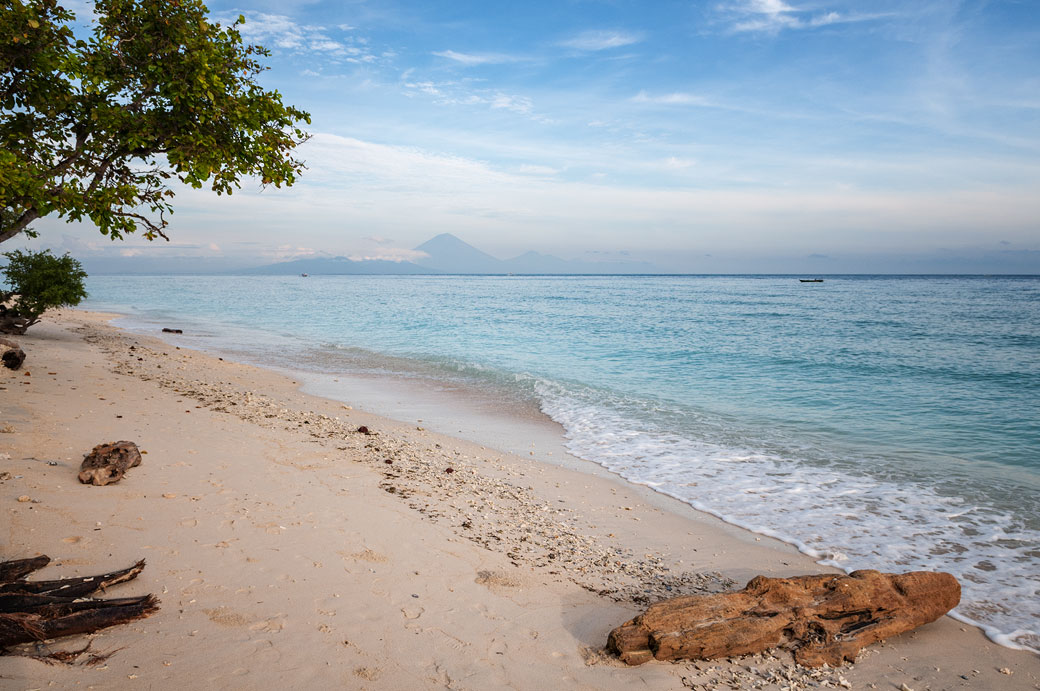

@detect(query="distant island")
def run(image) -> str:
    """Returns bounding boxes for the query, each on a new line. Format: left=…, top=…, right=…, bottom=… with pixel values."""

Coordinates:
left=242, top=233, right=657, bottom=275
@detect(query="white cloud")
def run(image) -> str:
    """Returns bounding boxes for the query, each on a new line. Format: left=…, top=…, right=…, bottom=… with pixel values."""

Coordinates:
left=346, top=248, right=429, bottom=263
left=222, top=12, right=381, bottom=63
left=490, top=93, right=533, bottom=114
left=147, top=131, right=1040, bottom=263
left=515, top=164, right=560, bottom=176
left=270, top=245, right=318, bottom=260
left=632, top=91, right=714, bottom=107
left=402, top=80, right=536, bottom=117
left=721, top=1, right=887, bottom=34
left=432, top=50, right=518, bottom=66
left=662, top=157, right=696, bottom=170
left=559, top=30, right=643, bottom=51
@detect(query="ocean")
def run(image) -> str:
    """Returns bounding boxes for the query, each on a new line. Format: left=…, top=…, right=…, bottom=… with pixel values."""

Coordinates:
left=81, top=274, right=1040, bottom=652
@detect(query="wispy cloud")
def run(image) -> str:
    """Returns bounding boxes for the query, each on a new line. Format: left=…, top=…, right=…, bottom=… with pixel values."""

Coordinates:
left=661, top=157, right=696, bottom=170
left=559, top=29, right=643, bottom=51
left=346, top=247, right=429, bottom=263
left=632, top=91, right=715, bottom=107
left=432, top=50, right=519, bottom=66
left=402, top=80, right=535, bottom=116
left=222, top=12, right=381, bottom=63
left=720, top=1, right=888, bottom=34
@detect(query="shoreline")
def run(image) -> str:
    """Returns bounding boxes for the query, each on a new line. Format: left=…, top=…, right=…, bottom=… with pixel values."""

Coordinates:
left=103, top=306, right=1040, bottom=654
left=102, top=310, right=810, bottom=561
left=1, top=309, right=1037, bottom=688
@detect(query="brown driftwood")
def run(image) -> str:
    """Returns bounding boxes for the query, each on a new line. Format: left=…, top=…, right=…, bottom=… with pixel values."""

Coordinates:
left=0, top=559, right=146, bottom=596
left=0, top=596, right=159, bottom=648
left=0, top=336, right=24, bottom=370
left=0, top=556, right=50, bottom=582
left=0, top=556, right=158, bottom=652
left=78, top=441, right=142, bottom=486
left=0, top=312, right=34, bottom=336
left=607, top=570, right=960, bottom=668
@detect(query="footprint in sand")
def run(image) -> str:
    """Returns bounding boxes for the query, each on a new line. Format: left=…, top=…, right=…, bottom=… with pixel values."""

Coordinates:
left=346, top=548, right=389, bottom=564
left=474, top=570, right=521, bottom=589
left=203, top=607, right=251, bottom=628
left=401, top=605, right=424, bottom=620
left=354, top=667, right=381, bottom=681
left=250, top=616, right=286, bottom=633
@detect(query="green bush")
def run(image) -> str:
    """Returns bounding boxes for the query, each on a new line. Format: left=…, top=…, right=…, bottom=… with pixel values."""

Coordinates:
left=1, top=249, right=87, bottom=334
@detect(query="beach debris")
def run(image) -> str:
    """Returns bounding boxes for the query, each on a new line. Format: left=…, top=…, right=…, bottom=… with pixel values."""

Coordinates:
left=0, top=337, right=25, bottom=370
left=607, top=569, right=960, bottom=668
left=0, top=556, right=51, bottom=582
left=0, top=555, right=159, bottom=652
left=357, top=425, right=372, bottom=435
left=161, top=328, right=183, bottom=334
left=78, top=441, right=142, bottom=486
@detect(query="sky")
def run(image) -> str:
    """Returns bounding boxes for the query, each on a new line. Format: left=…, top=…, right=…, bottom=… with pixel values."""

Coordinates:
left=14, top=0, right=1040, bottom=273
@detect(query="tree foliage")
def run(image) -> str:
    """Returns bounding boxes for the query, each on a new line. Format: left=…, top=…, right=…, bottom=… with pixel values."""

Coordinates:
left=0, top=0, right=311, bottom=244
left=1, top=249, right=87, bottom=333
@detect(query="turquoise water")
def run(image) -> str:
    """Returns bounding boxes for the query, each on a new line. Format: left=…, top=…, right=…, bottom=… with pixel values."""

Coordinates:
left=82, top=274, right=1040, bottom=651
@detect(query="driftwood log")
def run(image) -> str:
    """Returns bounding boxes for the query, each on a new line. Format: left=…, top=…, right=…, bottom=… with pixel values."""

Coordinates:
left=608, top=570, right=960, bottom=668
left=0, top=555, right=158, bottom=651
left=0, top=311, right=33, bottom=336
left=0, top=336, right=24, bottom=370
left=78, top=441, right=142, bottom=486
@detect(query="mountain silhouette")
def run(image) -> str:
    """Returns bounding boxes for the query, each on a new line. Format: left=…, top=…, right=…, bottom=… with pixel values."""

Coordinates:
left=243, top=233, right=656, bottom=274
left=413, top=233, right=505, bottom=273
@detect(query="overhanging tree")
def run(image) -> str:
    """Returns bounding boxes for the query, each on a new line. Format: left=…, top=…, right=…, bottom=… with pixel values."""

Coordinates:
left=0, top=0, right=310, bottom=244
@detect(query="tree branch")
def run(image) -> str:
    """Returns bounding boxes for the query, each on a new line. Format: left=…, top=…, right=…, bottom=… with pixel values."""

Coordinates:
left=0, top=210, right=40, bottom=244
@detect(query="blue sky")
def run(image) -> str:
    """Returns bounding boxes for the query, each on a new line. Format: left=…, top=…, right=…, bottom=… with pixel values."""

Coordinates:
left=19, top=0, right=1040, bottom=272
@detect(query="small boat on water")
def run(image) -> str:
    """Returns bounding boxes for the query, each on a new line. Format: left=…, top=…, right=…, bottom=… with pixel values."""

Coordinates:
left=799, top=278, right=823, bottom=283
left=301, top=273, right=309, bottom=277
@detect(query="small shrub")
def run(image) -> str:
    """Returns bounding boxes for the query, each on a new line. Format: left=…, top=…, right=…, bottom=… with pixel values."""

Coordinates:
left=1, top=250, right=87, bottom=334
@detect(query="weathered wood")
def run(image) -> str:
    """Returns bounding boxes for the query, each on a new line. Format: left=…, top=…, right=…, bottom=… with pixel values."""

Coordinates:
left=0, top=313, right=33, bottom=336
left=0, top=336, right=25, bottom=369
left=607, top=570, right=960, bottom=668
left=0, top=556, right=50, bottom=582
left=0, top=557, right=158, bottom=652
left=0, top=595, right=159, bottom=648
left=78, top=441, right=142, bottom=486
left=0, top=559, right=146, bottom=597
left=0, top=592, right=154, bottom=617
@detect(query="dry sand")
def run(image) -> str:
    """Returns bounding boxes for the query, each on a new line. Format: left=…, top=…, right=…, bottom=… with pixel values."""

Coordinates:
left=1, top=310, right=1037, bottom=690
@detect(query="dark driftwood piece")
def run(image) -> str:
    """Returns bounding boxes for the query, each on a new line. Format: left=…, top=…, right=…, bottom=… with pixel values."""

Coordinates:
left=0, top=556, right=158, bottom=652
left=78, top=441, right=142, bottom=486
left=0, top=336, right=24, bottom=370
left=0, top=559, right=146, bottom=596
left=0, top=596, right=159, bottom=648
left=608, top=570, right=960, bottom=668
left=0, top=556, right=50, bottom=582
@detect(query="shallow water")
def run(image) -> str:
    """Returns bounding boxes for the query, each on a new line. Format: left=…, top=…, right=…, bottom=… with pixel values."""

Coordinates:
left=83, top=274, right=1040, bottom=651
